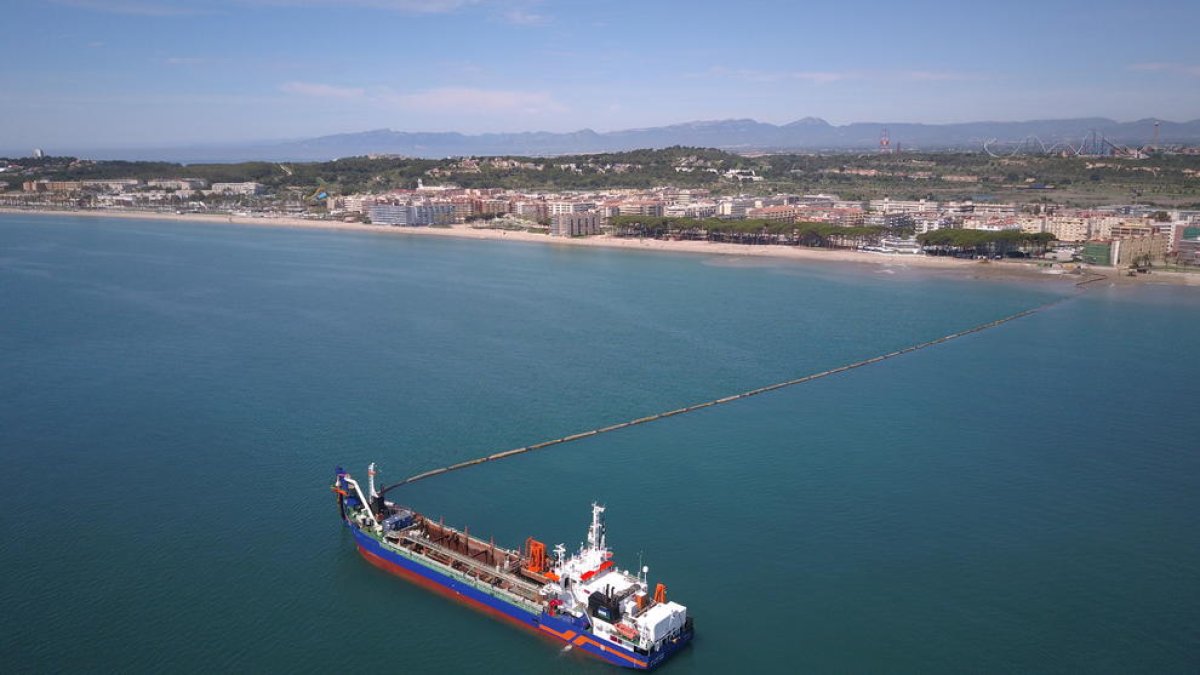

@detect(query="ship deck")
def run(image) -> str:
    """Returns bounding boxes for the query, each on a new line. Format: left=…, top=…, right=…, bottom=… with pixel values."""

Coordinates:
left=374, top=515, right=548, bottom=607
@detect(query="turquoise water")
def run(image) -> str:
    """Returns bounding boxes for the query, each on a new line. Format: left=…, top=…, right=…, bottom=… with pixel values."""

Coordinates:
left=1, top=214, right=1197, bottom=673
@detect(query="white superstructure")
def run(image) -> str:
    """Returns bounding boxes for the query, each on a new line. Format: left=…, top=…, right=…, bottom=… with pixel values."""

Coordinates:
left=537, top=504, right=690, bottom=652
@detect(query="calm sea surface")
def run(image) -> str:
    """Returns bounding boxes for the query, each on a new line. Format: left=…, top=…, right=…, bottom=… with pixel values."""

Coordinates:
left=2, top=214, right=1197, bottom=673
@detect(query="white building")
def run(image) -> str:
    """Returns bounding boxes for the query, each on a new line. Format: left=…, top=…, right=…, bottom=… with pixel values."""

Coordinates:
left=148, top=178, right=207, bottom=190
left=547, top=200, right=596, bottom=215
left=868, top=198, right=937, bottom=214
left=211, top=182, right=265, bottom=196
left=665, top=202, right=718, bottom=219
left=513, top=200, right=549, bottom=221
left=962, top=217, right=1021, bottom=232
left=341, top=194, right=381, bottom=214
left=81, top=179, right=143, bottom=192
left=909, top=211, right=950, bottom=235
left=1041, top=216, right=1090, bottom=242
left=718, top=198, right=758, bottom=218
left=617, top=200, right=665, bottom=217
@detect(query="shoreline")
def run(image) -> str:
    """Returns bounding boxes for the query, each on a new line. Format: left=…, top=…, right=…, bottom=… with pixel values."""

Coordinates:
left=4, top=207, right=1197, bottom=287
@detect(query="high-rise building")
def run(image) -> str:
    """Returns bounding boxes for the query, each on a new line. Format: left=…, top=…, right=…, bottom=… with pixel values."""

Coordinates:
left=550, top=211, right=601, bottom=237
left=367, top=203, right=455, bottom=226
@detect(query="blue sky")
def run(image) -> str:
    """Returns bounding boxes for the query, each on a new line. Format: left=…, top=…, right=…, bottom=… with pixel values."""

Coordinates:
left=3, top=0, right=1199, bottom=150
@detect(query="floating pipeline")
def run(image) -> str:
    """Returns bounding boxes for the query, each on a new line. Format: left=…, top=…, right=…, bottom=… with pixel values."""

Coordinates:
left=378, top=272, right=1106, bottom=497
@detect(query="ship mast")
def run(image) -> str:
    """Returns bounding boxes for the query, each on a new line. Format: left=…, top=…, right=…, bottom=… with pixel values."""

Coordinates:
left=587, top=502, right=606, bottom=551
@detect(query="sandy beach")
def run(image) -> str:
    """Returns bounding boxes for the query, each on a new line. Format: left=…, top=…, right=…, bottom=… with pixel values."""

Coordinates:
left=5, top=207, right=1198, bottom=287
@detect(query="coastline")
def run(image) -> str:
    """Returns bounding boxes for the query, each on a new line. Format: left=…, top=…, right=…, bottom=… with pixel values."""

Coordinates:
left=4, top=206, right=1196, bottom=287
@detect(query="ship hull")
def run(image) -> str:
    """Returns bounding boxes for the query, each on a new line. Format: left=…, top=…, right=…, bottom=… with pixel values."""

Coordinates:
left=351, top=526, right=690, bottom=669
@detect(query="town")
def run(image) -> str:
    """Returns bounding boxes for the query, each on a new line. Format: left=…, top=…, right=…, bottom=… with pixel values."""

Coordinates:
left=3, top=149, right=1199, bottom=270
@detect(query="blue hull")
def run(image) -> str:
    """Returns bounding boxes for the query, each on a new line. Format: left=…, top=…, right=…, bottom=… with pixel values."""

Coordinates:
left=350, top=526, right=692, bottom=669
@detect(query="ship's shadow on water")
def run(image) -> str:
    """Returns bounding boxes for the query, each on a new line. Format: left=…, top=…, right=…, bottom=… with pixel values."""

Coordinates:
left=1, top=216, right=1197, bottom=674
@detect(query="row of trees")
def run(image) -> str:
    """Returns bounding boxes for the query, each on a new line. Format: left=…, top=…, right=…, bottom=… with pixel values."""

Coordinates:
left=916, top=229, right=1056, bottom=256
left=12, top=148, right=742, bottom=195
left=610, top=215, right=1060, bottom=255
left=608, top=216, right=892, bottom=248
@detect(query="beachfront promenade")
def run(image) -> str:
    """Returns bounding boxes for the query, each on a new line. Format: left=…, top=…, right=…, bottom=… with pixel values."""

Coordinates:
left=10, top=206, right=1197, bottom=287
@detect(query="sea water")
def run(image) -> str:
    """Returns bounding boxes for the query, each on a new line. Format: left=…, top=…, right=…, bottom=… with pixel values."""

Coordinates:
left=1, top=214, right=1197, bottom=673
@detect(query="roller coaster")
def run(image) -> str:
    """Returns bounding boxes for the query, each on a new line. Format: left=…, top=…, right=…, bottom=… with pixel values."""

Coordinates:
left=983, top=130, right=1146, bottom=158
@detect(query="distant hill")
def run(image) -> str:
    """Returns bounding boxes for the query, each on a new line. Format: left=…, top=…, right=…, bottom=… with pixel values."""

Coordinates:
left=50, top=117, right=1200, bottom=162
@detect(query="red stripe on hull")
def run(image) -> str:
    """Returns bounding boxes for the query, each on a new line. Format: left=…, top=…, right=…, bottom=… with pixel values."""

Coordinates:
left=355, top=544, right=632, bottom=668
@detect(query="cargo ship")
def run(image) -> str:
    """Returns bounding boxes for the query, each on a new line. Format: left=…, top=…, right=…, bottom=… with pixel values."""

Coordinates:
left=332, top=464, right=693, bottom=670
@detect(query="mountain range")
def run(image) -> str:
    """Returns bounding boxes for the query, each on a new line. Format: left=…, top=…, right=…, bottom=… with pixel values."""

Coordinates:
left=49, top=117, right=1200, bottom=162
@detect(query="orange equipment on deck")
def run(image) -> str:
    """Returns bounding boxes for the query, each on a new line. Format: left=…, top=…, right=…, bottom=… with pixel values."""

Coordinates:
left=524, top=537, right=547, bottom=574
left=654, top=583, right=667, bottom=604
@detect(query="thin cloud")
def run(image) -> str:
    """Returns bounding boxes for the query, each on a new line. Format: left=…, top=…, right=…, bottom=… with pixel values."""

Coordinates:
left=59, top=0, right=484, bottom=15
left=901, top=70, right=987, bottom=82
left=52, top=0, right=206, bottom=15
left=790, top=71, right=851, bottom=84
left=1129, top=62, right=1200, bottom=77
left=277, top=82, right=561, bottom=114
left=704, top=66, right=852, bottom=84
left=165, top=56, right=209, bottom=65
left=280, top=81, right=367, bottom=99
left=502, top=8, right=548, bottom=25
left=240, top=0, right=480, bottom=13
left=702, top=66, right=987, bottom=84
left=436, top=60, right=487, bottom=76
left=388, top=87, right=566, bottom=114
